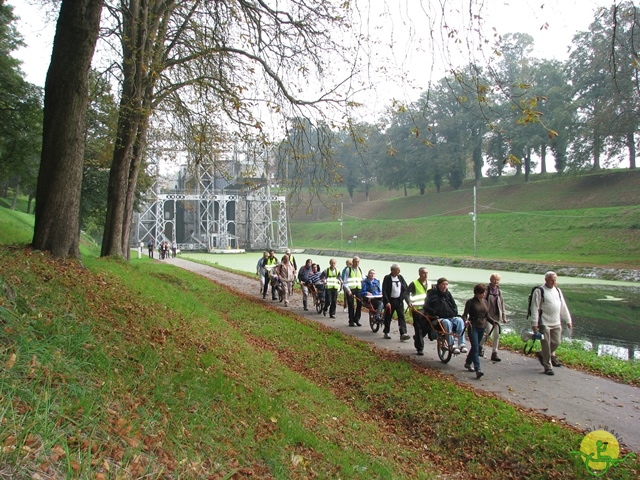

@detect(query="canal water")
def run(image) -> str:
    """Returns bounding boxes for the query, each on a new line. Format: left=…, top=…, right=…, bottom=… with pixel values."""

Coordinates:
left=182, top=252, right=640, bottom=361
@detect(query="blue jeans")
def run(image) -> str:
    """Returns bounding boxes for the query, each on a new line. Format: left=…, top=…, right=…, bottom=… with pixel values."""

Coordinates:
left=466, top=326, right=486, bottom=371
left=440, top=317, right=466, bottom=347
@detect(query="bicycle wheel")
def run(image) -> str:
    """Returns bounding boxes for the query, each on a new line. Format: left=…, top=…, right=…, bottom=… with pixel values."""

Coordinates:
left=369, top=312, right=380, bottom=332
left=315, top=295, right=323, bottom=313
left=437, top=335, right=452, bottom=363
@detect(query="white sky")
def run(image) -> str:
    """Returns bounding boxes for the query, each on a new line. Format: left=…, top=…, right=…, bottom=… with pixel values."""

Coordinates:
left=8, top=0, right=613, bottom=121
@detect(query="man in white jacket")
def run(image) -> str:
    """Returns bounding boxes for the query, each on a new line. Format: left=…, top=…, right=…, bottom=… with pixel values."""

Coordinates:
left=531, top=271, right=573, bottom=375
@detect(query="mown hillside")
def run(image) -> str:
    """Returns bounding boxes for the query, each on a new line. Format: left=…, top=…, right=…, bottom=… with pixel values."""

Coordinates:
left=291, top=169, right=640, bottom=222
left=290, top=170, right=640, bottom=269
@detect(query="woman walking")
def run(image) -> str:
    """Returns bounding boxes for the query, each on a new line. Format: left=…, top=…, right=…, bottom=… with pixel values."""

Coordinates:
left=463, top=284, right=497, bottom=379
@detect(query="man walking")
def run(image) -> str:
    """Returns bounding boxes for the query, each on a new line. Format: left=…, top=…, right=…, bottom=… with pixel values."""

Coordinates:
left=263, top=250, right=278, bottom=300
left=381, top=264, right=411, bottom=341
left=320, top=258, right=342, bottom=318
left=406, top=267, right=431, bottom=354
left=343, top=256, right=364, bottom=326
left=531, top=271, right=573, bottom=376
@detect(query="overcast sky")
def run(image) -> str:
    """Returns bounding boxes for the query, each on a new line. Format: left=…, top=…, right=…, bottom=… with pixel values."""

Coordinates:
left=9, top=0, right=613, bottom=118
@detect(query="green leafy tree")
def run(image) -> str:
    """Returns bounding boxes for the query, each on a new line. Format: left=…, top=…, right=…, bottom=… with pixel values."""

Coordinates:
left=0, top=2, right=43, bottom=212
left=32, top=0, right=103, bottom=258
left=567, top=3, right=640, bottom=170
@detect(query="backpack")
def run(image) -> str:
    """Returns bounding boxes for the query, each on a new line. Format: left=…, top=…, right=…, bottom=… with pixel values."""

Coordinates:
left=526, top=285, right=544, bottom=323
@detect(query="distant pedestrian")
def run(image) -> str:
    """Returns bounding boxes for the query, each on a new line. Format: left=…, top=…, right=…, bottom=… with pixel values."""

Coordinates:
left=256, top=251, right=268, bottom=293
left=463, top=284, right=497, bottom=379
left=530, top=271, right=573, bottom=376
left=171, top=240, right=177, bottom=258
left=147, top=239, right=154, bottom=258
left=298, top=258, right=314, bottom=311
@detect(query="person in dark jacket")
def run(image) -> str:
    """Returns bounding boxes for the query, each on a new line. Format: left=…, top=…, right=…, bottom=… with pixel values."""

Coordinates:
left=462, top=284, right=497, bottom=379
left=381, top=264, right=411, bottom=341
left=423, top=277, right=467, bottom=354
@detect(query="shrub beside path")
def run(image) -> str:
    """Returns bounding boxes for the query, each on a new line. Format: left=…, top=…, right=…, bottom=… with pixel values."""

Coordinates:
left=166, top=257, right=640, bottom=454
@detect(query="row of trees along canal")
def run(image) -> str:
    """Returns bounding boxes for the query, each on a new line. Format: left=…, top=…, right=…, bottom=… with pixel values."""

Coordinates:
left=1, top=2, right=639, bottom=260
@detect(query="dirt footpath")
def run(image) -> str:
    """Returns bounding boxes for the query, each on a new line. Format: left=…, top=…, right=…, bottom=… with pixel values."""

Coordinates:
left=166, top=257, right=640, bottom=453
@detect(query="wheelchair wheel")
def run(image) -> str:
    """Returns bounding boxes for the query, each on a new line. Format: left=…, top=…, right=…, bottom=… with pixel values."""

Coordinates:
left=437, top=335, right=452, bottom=363
left=369, top=312, right=380, bottom=332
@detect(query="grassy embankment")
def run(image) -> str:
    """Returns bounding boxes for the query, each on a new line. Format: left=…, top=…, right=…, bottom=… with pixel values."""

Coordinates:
left=1, top=203, right=639, bottom=478
left=290, top=170, right=640, bottom=268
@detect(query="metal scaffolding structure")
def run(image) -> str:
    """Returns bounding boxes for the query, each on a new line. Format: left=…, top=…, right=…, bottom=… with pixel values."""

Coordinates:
left=132, top=161, right=289, bottom=251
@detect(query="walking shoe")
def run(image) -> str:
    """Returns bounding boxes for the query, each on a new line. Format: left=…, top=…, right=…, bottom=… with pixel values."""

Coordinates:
left=479, top=346, right=485, bottom=357
left=330, top=315, right=336, bottom=319
left=383, top=333, right=391, bottom=339
left=536, top=351, right=544, bottom=366
left=551, top=357, right=563, bottom=367
left=323, top=310, right=327, bottom=316
left=452, top=347, right=460, bottom=355
left=491, top=352, right=502, bottom=362
left=400, top=334, right=411, bottom=341
left=544, top=369, right=555, bottom=376
left=303, top=307, right=308, bottom=311
left=355, top=322, right=362, bottom=327
left=348, top=323, right=356, bottom=327
left=464, top=363, right=474, bottom=372
left=459, top=345, right=468, bottom=353
left=476, top=370, right=484, bottom=379
left=417, top=351, right=424, bottom=356
left=263, top=294, right=266, bottom=299
left=284, top=301, right=289, bottom=307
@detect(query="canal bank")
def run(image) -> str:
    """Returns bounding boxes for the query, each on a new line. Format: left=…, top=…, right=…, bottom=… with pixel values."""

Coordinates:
left=300, top=249, right=640, bottom=282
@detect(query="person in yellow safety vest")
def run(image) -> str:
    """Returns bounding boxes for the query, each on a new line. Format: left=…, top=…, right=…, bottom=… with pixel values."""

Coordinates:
left=406, top=267, right=432, bottom=355
left=320, top=258, right=342, bottom=318
left=343, top=256, right=364, bottom=327
left=263, top=249, right=278, bottom=300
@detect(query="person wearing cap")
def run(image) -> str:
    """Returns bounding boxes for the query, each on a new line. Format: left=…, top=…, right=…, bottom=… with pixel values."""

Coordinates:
left=423, top=277, right=467, bottom=354
left=286, top=248, right=297, bottom=271
left=531, top=271, right=573, bottom=376
left=381, top=264, right=411, bottom=341
left=407, top=267, right=432, bottom=355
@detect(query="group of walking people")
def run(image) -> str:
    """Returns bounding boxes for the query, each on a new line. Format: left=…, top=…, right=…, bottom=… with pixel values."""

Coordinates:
left=256, top=251, right=573, bottom=379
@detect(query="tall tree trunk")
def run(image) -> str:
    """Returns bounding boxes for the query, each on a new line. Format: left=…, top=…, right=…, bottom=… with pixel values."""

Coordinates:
left=121, top=112, right=151, bottom=260
left=101, top=0, right=171, bottom=258
left=593, top=131, right=601, bottom=170
left=101, top=1, right=147, bottom=258
left=11, top=176, right=19, bottom=210
left=626, top=132, right=636, bottom=169
left=524, top=148, right=532, bottom=182
left=32, top=0, right=103, bottom=259
left=540, top=145, right=547, bottom=174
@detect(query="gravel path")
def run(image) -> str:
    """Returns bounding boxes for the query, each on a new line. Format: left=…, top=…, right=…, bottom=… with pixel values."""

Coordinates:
left=165, top=257, right=640, bottom=454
